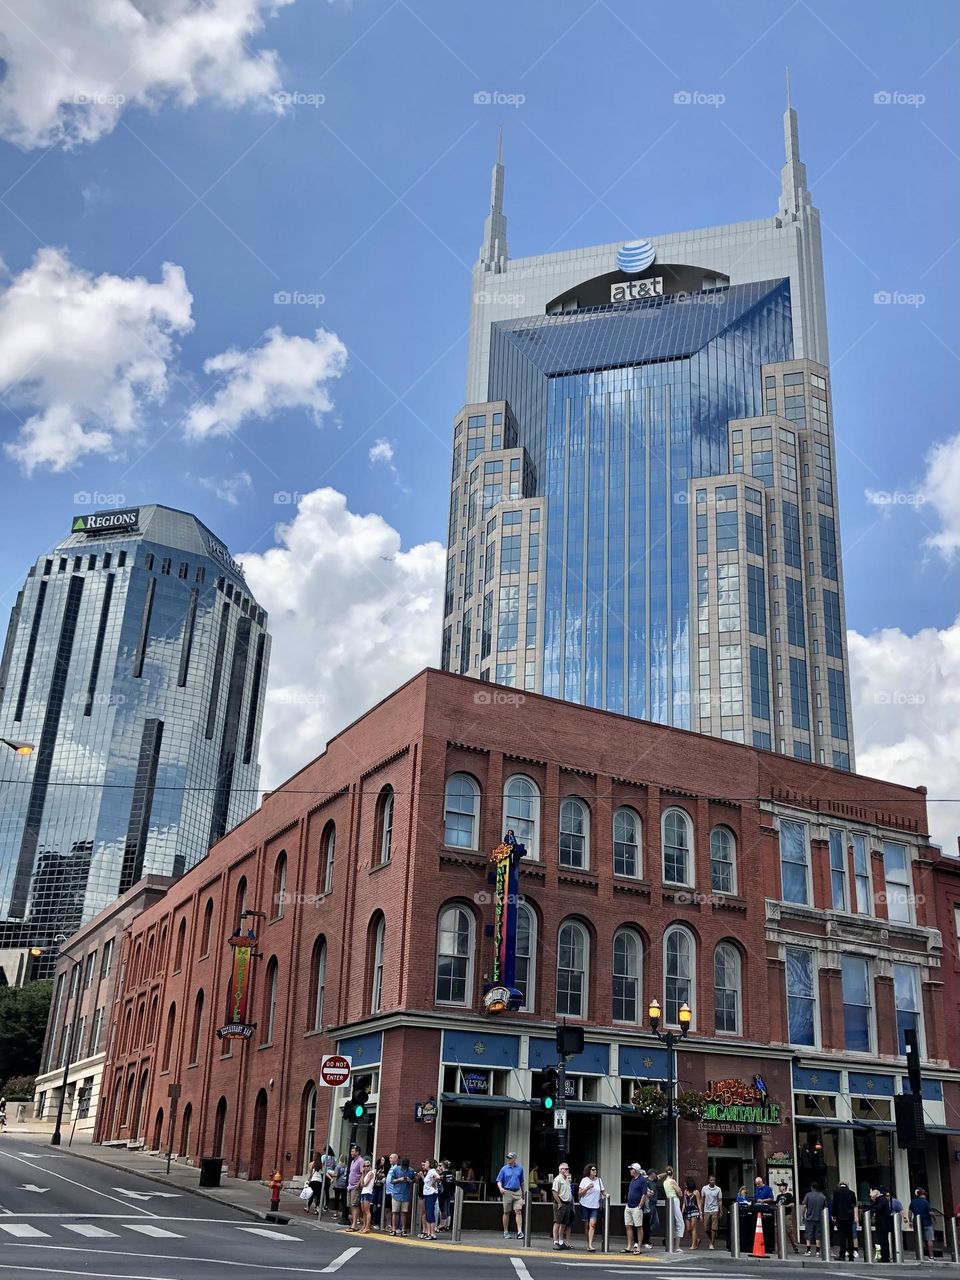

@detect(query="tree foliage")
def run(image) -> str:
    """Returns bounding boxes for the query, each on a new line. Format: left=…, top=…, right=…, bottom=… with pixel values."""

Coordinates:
left=0, top=981, right=53, bottom=1082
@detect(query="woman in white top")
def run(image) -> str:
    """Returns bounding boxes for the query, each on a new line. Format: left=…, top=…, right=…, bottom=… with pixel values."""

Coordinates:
left=358, top=1161, right=376, bottom=1234
left=421, top=1159, right=441, bottom=1240
left=578, top=1164, right=606, bottom=1252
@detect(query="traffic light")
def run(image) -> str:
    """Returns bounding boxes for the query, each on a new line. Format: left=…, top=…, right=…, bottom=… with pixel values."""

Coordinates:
left=539, top=1066, right=559, bottom=1112
left=342, top=1079, right=370, bottom=1123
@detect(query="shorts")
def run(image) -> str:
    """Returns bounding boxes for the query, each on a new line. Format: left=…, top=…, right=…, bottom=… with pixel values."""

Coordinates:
left=347, top=1187, right=360, bottom=1208
left=581, top=1205, right=600, bottom=1223
left=923, top=1225, right=935, bottom=1243
left=391, top=1196, right=409, bottom=1212
left=624, top=1206, right=644, bottom=1228
left=805, top=1221, right=821, bottom=1242
left=360, top=1194, right=373, bottom=1204
left=703, top=1211, right=719, bottom=1234
left=684, top=1209, right=701, bottom=1221
left=554, top=1202, right=574, bottom=1225
left=424, top=1194, right=438, bottom=1223
left=502, top=1190, right=524, bottom=1213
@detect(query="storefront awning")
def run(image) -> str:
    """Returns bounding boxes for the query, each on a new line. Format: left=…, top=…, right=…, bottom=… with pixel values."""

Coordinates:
left=566, top=1101, right=628, bottom=1115
left=926, top=1125, right=960, bottom=1136
left=796, top=1117, right=855, bottom=1129
left=851, top=1120, right=895, bottom=1131
left=440, top=1093, right=532, bottom=1111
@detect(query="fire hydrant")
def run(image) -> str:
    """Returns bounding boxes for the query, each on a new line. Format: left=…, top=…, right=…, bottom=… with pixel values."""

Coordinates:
left=269, top=1171, right=283, bottom=1214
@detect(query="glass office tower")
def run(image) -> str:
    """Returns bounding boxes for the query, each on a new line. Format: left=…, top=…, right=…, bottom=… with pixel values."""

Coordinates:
left=0, top=505, right=270, bottom=977
left=442, top=97, right=854, bottom=769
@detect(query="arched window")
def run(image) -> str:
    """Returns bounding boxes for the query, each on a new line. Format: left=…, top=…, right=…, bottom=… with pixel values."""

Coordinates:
left=613, top=807, right=642, bottom=878
left=443, top=774, right=480, bottom=850
left=662, top=809, right=693, bottom=886
left=200, top=899, right=214, bottom=956
left=161, top=1003, right=176, bottom=1071
left=321, top=823, right=336, bottom=895
left=714, top=943, right=741, bottom=1034
left=516, top=902, right=537, bottom=1011
left=272, top=853, right=287, bottom=920
left=435, top=904, right=475, bottom=1005
left=261, top=957, right=279, bottom=1044
left=134, top=1000, right=145, bottom=1048
left=233, top=877, right=247, bottom=932
left=370, top=915, right=385, bottom=1014
left=664, top=926, right=695, bottom=1026
left=613, top=928, right=642, bottom=1023
left=132, top=944, right=142, bottom=987
left=212, top=1097, right=227, bottom=1158
left=189, top=990, right=204, bottom=1064
left=310, top=937, right=327, bottom=1031
left=301, top=1083, right=318, bottom=1175
left=556, top=920, right=588, bottom=1018
left=559, top=798, right=589, bottom=869
left=710, top=827, right=736, bottom=894
left=146, top=995, right=159, bottom=1046
left=173, top=919, right=186, bottom=972
left=503, top=775, right=540, bottom=860
left=121, top=1009, right=132, bottom=1054
left=374, top=787, right=394, bottom=866
left=156, top=926, right=167, bottom=975
left=179, top=1102, right=193, bottom=1158
left=145, top=938, right=155, bottom=981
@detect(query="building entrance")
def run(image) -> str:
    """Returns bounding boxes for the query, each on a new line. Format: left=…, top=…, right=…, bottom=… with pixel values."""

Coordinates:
left=439, top=1103, right=508, bottom=1192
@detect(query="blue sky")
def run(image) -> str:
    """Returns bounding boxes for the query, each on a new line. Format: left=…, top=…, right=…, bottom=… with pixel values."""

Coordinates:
left=0, top=0, right=957, bottom=839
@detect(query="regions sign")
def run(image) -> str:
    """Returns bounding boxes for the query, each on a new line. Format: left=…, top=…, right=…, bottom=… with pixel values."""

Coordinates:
left=72, top=508, right=140, bottom=536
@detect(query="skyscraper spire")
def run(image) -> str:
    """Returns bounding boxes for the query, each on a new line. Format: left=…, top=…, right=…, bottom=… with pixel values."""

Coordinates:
left=480, top=128, right=508, bottom=272
left=780, top=70, right=810, bottom=216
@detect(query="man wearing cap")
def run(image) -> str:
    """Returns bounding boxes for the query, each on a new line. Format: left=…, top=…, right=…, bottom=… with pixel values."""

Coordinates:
left=623, top=1164, right=648, bottom=1254
left=832, top=1179, right=858, bottom=1261
left=775, top=1180, right=800, bottom=1253
left=552, top=1163, right=575, bottom=1250
left=496, top=1152, right=525, bottom=1240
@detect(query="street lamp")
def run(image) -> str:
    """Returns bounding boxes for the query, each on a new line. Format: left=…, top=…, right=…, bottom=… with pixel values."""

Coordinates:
left=648, top=998, right=692, bottom=1170
left=1, top=738, right=34, bottom=754
left=47, top=941, right=84, bottom=1147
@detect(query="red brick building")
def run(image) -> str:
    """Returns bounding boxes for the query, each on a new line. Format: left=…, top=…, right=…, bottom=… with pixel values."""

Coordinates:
left=94, top=668, right=960, bottom=1213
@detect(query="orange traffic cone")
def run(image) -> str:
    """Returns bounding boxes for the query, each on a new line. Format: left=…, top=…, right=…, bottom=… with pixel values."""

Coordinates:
left=752, top=1212, right=766, bottom=1259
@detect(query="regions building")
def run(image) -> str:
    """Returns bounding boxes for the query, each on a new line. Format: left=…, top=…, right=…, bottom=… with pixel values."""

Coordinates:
left=442, top=98, right=854, bottom=773
left=0, top=505, right=270, bottom=980
left=89, top=668, right=960, bottom=1220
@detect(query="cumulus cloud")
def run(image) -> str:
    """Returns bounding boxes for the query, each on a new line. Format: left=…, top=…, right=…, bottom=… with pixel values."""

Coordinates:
left=184, top=326, right=347, bottom=440
left=0, top=0, right=293, bottom=149
left=240, top=488, right=444, bottom=789
left=922, top=432, right=960, bottom=560
left=199, top=469, right=253, bottom=506
left=849, top=616, right=960, bottom=857
left=369, top=438, right=395, bottom=465
left=0, top=247, right=193, bottom=472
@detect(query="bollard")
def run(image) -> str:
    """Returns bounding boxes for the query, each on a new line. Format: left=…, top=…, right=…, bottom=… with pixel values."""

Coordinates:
left=893, top=1213, right=904, bottom=1264
left=666, top=1199, right=675, bottom=1253
left=602, top=1197, right=610, bottom=1254
left=523, top=1187, right=532, bottom=1250
left=730, top=1205, right=741, bottom=1259
left=776, top=1203, right=788, bottom=1260
left=914, top=1218, right=925, bottom=1262
left=377, top=1182, right=387, bottom=1232
left=451, top=1186, right=464, bottom=1244
left=862, top=1208, right=874, bottom=1264
left=950, top=1214, right=960, bottom=1264
left=821, top=1206, right=832, bottom=1261
left=411, top=1180, right=420, bottom=1239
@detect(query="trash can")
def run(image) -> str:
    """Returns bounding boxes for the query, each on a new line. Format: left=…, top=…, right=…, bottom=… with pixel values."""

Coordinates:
left=199, top=1157, right=223, bottom=1188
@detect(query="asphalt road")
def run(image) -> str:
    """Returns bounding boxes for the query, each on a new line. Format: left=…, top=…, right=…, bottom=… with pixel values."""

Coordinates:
left=0, top=1137, right=946, bottom=1280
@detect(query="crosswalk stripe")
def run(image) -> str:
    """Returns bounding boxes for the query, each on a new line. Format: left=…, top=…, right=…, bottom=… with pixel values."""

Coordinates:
left=63, top=1223, right=120, bottom=1237
left=0, top=1223, right=49, bottom=1238
left=123, top=1223, right=182, bottom=1238
left=237, top=1226, right=304, bottom=1241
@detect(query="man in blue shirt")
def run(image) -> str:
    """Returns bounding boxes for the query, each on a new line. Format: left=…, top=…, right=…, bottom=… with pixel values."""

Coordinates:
left=496, top=1152, right=525, bottom=1239
left=909, top=1188, right=935, bottom=1260
left=754, top=1176, right=774, bottom=1201
left=623, top=1164, right=648, bottom=1254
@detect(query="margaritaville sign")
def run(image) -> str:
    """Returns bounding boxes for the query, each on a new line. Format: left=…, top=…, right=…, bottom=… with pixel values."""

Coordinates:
left=700, top=1076, right=781, bottom=1127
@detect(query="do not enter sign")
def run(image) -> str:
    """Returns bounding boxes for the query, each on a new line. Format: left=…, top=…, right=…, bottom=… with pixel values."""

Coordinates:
left=320, top=1054, right=352, bottom=1087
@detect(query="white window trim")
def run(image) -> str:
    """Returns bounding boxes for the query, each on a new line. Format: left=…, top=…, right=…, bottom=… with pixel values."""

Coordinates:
left=663, top=925, right=696, bottom=1029
left=435, top=904, right=476, bottom=1006
left=778, top=817, right=812, bottom=906
left=840, top=953, right=874, bottom=1055
left=612, top=927, right=642, bottom=1025
left=662, top=808, right=695, bottom=888
left=371, top=918, right=385, bottom=1014
left=556, top=919, right=589, bottom=1019
left=559, top=797, right=591, bottom=871
left=709, top=826, right=737, bottom=895
left=503, top=774, right=541, bottom=862
left=322, top=826, right=335, bottom=895
left=893, top=961, right=925, bottom=1059
left=443, top=773, right=481, bottom=851
left=516, top=902, right=537, bottom=1012
left=882, top=840, right=914, bottom=925
left=713, top=942, right=741, bottom=1036
left=613, top=806, right=643, bottom=880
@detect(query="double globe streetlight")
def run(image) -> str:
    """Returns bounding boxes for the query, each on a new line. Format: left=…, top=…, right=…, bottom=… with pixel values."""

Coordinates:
left=647, top=998, right=692, bottom=1171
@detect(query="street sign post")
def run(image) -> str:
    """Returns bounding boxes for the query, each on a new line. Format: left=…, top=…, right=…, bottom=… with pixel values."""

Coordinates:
left=319, top=1054, right=352, bottom=1087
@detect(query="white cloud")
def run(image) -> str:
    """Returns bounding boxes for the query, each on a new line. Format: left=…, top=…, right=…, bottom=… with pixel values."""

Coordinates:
left=849, top=616, right=960, bottom=857
left=922, top=432, right=960, bottom=560
left=369, top=437, right=394, bottom=465
left=0, top=247, right=193, bottom=473
left=0, top=0, right=293, bottom=149
left=199, top=469, right=253, bottom=506
left=184, top=326, right=347, bottom=440
left=239, top=488, right=444, bottom=789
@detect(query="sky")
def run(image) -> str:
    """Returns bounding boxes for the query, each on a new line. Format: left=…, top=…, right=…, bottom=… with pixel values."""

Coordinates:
left=0, top=0, right=957, bottom=849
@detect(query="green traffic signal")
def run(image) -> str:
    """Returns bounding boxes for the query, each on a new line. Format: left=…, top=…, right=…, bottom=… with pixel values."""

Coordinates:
left=543, top=1095, right=554, bottom=1110
left=353, top=1103, right=365, bottom=1118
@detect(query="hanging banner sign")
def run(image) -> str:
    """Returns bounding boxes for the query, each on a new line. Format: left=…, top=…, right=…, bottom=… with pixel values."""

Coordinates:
left=484, top=831, right=526, bottom=1014
left=216, top=927, right=258, bottom=1040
